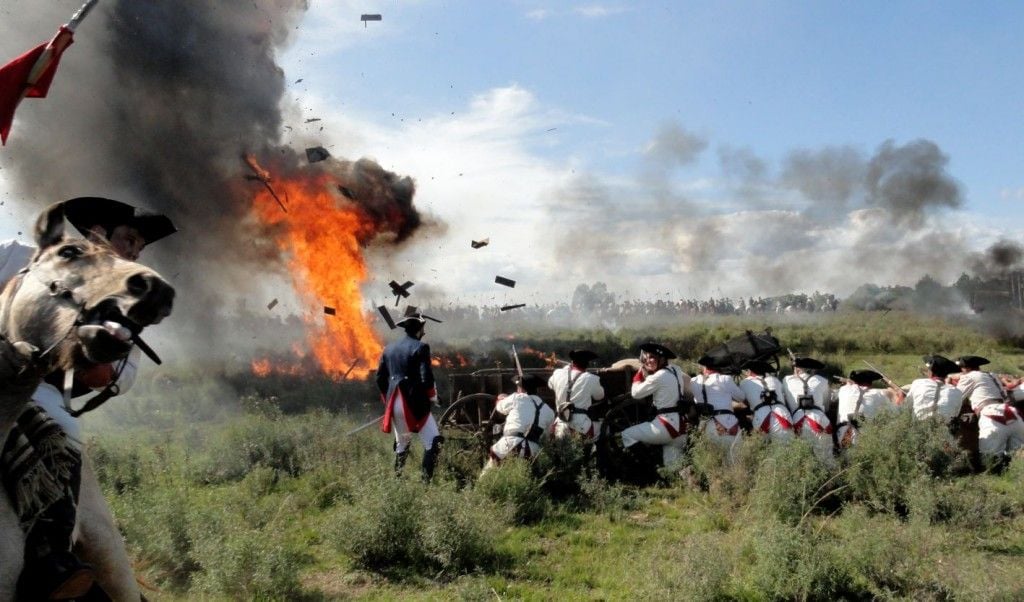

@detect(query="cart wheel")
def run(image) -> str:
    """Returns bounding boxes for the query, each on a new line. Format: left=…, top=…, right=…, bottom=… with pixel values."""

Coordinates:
left=596, top=396, right=663, bottom=485
left=439, top=393, right=497, bottom=477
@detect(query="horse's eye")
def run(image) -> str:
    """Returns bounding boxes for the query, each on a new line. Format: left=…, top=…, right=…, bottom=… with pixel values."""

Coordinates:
left=57, top=245, right=83, bottom=259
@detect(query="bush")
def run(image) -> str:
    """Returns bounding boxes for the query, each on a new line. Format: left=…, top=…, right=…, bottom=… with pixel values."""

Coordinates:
left=474, top=459, right=550, bottom=525
left=845, top=410, right=961, bottom=514
left=749, top=437, right=837, bottom=525
left=531, top=435, right=590, bottom=500
left=331, top=470, right=503, bottom=577
left=188, top=507, right=306, bottom=600
left=738, top=521, right=853, bottom=600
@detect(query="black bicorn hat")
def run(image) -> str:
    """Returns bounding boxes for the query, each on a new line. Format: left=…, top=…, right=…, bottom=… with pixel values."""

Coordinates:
left=569, top=349, right=598, bottom=365
left=956, top=355, right=990, bottom=369
left=793, top=356, right=825, bottom=370
left=515, top=373, right=543, bottom=393
left=697, top=354, right=731, bottom=369
left=639, top=342, right=677, bottom=360
left=742, top=359, right=775, bottom=375
left=849, top=369, right=882, bottom=385
left=62, top=197, right=177, bottom=245
left=922, top=354, right=958, bottom=377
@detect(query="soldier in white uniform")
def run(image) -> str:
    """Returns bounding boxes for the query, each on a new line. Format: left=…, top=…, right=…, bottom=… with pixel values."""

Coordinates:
left=905, top=355, right=963, bottom=423
left=485, top=375, right=556, bottom=469
left=549, top=349, right=605, bottom=441
left=0, top=197, right=176, bottom=600
left=693, top=355, right=745, bottom=454
left=955, top=355, right=1024, bottom=463
left=619, top=343, right=689, bottom=466
left=834, top=370, right=899, bottom=448
left=739, top=360, right=793, bottom=443
left=782, top=357, right=834, bottom=463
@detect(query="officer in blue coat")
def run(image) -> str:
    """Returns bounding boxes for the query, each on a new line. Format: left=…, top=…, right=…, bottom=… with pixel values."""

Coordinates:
left=375, top=311, right=442, bottom=481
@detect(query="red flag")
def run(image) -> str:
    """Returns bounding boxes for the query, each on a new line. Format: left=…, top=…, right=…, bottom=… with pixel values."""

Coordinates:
left=0, top=26, right=75, bottom=145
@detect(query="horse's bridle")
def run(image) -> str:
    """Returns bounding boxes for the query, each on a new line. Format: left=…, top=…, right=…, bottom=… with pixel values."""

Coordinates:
left=0, top=263, right=87, bottom=375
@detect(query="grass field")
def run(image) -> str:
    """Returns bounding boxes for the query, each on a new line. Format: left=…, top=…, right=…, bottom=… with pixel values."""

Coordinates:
left=86, top=310, right=1024, bottom=600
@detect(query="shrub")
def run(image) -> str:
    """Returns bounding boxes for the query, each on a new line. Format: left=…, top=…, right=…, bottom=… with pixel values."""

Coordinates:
left=188, top=507, right=306, bottom=600
left=738, top=521, right=853, bottom=601
left=749, top=437, right=837, bottom=525
left=474, top=459, right=549, bottom=525
left=845, top=410, right=961, bottom=514
left=531, top=435, right=590, bottom=501
left=111, top=483, right=202, bottom=587
left=331, top=471, right=503, bottom=577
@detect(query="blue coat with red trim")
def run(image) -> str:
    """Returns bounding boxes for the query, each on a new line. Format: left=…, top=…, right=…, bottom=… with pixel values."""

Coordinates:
left=376, top=334, right=436, bottom=433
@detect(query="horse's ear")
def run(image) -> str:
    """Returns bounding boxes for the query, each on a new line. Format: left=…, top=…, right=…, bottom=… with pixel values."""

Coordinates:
left=34, top=203, right=66, bottom=251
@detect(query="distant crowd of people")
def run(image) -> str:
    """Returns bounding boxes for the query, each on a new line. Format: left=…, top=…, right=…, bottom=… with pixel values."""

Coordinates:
left=417, top=292, right=840, bottom=326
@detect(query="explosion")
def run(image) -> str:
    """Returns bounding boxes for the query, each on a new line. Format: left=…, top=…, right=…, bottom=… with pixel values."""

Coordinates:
left=247, top=156, right=422, bottom=380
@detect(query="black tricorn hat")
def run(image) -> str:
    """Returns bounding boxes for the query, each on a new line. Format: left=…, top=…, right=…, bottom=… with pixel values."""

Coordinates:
left=793, top=356, right=825, bottom=370
left=849, top=369, right=882, bottom=385
left=956, top=355, right=990, bottom=369
left=63, top=197, right=177, bottom=245
left=639, top=342, right=677, bottom=360
left=569, top=349, right=598, bottom=365
left=922, top=354, right=958, bottom=377
left=742, top=359, right=775, bottom=375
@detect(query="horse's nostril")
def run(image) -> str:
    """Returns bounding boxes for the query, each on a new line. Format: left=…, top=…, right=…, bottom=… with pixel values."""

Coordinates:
left=126, top=273, right=150, bottom=297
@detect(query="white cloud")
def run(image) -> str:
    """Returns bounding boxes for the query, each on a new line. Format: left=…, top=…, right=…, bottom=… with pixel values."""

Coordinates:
left=526, top=9, right=550, bottom=20
left=573, top=4, right=629, bottom=18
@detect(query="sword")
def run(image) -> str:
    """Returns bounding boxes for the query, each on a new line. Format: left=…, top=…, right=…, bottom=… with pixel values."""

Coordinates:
left=343, top=415, right=384, bottom=437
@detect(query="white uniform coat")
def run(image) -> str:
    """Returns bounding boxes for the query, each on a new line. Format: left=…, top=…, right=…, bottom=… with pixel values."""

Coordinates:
left=957, top=370, right=1024, bottom=457
left=740, top=375, right=793, bottom=441
left=620, top=365, right=688, bottom=465
left=906, top=378, right=963, bottom=422
left=782, top=371, right=834, bottom=462
left=490, top=393, right=556, bottom=460
left=835, top=384, right=894, bottom=447
left=693, top=372, right=745, bottom=451
left=548, top=365, right=604, bottom=440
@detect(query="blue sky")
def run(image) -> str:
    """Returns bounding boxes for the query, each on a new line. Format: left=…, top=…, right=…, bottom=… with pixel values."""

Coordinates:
left=281, top=0, right=1024, bottom=215
left=2, top=1, right=1022, bottom=303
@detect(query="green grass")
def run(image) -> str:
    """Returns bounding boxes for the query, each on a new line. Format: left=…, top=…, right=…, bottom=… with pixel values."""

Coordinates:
left=84, top=312, right=1024, bottom=600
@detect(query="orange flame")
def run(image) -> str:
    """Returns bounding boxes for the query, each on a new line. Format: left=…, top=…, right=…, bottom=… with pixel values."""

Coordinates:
left=250, top=171, right=382, bottom=380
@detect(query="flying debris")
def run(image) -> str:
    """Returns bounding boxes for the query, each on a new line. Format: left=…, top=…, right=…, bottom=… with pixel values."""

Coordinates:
left=242, top=153, right=287, bottom=212
left=471, top=238, right=489, bottom=249
left=324, top=306, right=336, bottom=316
left=389, top=280, right=414, bottom=305
left=337, top=185, right=357, bottom=200
left=500, top=303, right=526, bottom=312
left=495, top=275, right=516, bottom=288
left=294, top=78, right=303, bottom=83
left=361, top=13, right=382, bottom=27
left=377, top=305, right=397, bottom=329
left=267, top=298, right=279, bottom=311
left=304, top=117, right=321, bottom=123
left=305, top=146, right=330, bottom=163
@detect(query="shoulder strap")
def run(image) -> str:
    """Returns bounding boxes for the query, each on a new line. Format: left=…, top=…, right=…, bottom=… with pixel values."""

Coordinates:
left=931, top=380, right=943, bottom=413
left=985, top=372, right=1010, bottom=402
left=564, top=365, right=582, bottom=406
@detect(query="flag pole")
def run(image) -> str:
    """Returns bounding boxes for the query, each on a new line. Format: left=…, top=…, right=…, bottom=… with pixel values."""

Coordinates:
left=67, top=0, right=101, bottom=33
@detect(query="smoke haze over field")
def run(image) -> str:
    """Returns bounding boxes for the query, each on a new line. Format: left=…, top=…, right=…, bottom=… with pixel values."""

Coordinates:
left=0, top=1, right=1021, bottom=359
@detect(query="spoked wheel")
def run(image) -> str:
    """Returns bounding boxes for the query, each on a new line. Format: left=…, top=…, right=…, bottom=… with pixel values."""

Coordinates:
left=439, top=393, right=497, bottom=477
left=596, top=396, right=664, bottom=486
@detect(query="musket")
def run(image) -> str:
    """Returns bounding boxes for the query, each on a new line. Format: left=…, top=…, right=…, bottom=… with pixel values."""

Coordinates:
left=862, top=360, right=905, bottom=397
left=511, top=344, right=525, bottom=386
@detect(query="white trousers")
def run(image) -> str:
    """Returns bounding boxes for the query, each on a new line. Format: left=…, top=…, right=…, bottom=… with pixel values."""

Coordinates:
left=978, top=404, right=1024, bottom=457
left=391, top=396, right=439, bottom=453
left=752, top=406, right=794, bottom=443
left=621, top=414, right=687, bottom=465
left=32, top=383, right=83, bottom=449
left=793, top=408, right=835, bottom=464
left=552, top=414, right=599, bottom=441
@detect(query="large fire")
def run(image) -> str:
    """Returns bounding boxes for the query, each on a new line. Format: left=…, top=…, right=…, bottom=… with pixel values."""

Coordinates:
left=249, top=165, right=383, bottom=380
